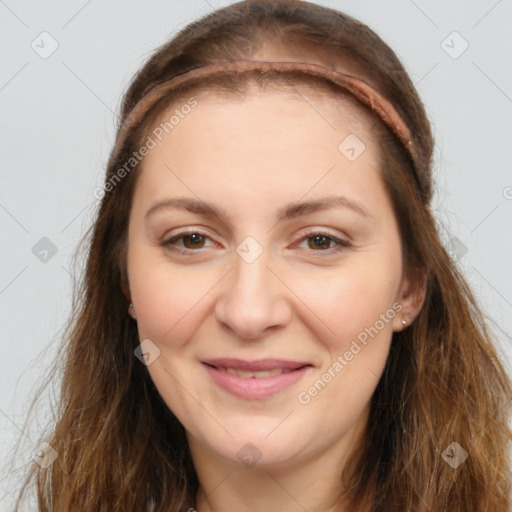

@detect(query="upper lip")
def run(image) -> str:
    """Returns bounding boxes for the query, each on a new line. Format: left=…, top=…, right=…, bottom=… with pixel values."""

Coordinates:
left=201, top=358, right=312, bottom=371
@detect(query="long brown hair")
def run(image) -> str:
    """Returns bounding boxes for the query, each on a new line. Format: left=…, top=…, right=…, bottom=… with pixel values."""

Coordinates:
left=13, top=1, right=512, bottom=510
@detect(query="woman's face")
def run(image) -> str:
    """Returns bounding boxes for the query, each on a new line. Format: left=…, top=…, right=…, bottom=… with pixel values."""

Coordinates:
left=126, top=87, right=413, bottom=469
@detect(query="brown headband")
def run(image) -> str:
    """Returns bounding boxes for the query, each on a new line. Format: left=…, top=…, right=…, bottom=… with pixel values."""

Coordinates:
left=111, top=59, right=417, bottom=173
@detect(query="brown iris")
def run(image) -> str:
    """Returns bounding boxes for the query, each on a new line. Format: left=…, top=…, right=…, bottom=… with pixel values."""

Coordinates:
left=307, top=235, right=332, bottom=250
left=182, top=233, right=206, bottom=249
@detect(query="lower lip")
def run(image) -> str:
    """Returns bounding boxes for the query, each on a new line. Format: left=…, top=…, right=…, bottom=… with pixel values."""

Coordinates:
left=202, top=363, right=312, bottom=400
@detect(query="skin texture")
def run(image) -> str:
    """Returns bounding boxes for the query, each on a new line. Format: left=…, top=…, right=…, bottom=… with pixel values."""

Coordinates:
left=125, top=87, right=425, bottom=512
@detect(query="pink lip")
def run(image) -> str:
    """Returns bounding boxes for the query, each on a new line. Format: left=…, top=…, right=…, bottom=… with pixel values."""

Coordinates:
left=201, top=359, right=313, bottom=400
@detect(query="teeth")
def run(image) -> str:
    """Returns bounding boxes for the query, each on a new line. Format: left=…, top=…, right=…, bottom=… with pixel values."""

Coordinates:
left=238, top=369, right=255, bottom=378
left=217, top=367, right=292, bottom=378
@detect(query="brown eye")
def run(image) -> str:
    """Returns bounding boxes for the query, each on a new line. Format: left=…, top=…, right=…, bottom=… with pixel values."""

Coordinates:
left=182, top=233, right=206, bottom=249
left=162, top=230, right=217, bottom=254
left=298, top=232, right=350, bottom=253
left=307, top=234, right=335, bottom=250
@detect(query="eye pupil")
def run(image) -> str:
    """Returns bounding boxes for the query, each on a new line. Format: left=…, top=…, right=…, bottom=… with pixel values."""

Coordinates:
left=183, top=233, right=205, bottom=249
left=308, top=235, right=331, bottom=250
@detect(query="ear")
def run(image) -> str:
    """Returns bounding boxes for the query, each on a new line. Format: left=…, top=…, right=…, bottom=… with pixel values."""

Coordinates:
left=119, top=257, right=132, bottom=304
left=121, top=278, right=131, bottom=303
left=120, top=271, right=136, bottom=319
left=392, top=268, right=427, bottom=332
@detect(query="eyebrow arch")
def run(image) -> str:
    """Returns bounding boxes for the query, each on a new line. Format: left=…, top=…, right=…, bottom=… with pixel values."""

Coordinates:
left=144, top=195, right=372, bottom=229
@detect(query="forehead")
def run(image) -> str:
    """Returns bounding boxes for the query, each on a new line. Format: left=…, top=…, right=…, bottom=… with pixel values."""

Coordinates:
left=142, top=84, right=377, bottom=166
left=141, top=74, right=375, bottom=140
left=132, top=86, right=384, bottom=219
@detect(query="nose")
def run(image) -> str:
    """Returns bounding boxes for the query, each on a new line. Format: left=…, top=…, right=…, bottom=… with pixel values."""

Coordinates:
left=214, top=246, right=292, bottom=340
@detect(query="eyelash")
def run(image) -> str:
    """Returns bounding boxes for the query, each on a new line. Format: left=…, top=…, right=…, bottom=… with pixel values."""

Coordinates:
left=161, top=228, right=351, bottom=256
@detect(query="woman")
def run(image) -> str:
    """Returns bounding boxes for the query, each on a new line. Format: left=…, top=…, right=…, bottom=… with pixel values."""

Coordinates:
left=14, top=0, right=512, bottom=510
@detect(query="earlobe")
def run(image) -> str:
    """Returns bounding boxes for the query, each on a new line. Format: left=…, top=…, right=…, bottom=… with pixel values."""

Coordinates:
left=128, top=303, right=137, bottom=320
left=393, top=270, right=428, bottom=331
left=121, top=278, right=136, bottom=320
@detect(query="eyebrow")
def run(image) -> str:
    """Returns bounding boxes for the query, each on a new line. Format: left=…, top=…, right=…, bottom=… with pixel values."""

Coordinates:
left=144, top=195, right=372, bottom=230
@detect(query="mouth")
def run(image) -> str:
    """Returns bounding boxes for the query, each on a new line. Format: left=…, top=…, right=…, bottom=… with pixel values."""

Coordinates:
left=202, top=357, right=311, bottom=374
left=203, top=364, right=310, bottom=379
left=201, top=358, right=313, bottom=399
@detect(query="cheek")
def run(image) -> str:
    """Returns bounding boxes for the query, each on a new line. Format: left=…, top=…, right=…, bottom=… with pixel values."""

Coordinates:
left=295, top=260, right=400, bottom=347
left=127, top=248, right=218, bottom=346
left=293, top=267, right=399, bottom=424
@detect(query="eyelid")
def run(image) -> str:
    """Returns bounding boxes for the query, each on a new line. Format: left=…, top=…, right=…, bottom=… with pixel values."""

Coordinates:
left=164, top=226, right=216, bottom=240
left=294, top=226, right=349, bottom=242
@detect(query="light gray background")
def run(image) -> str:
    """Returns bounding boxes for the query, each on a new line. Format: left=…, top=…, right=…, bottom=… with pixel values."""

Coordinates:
left=1, top=1, right=511, bottom=509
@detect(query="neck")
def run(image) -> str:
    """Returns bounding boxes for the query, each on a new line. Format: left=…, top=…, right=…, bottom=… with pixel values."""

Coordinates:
left=194, top=454, right=345, bottom=512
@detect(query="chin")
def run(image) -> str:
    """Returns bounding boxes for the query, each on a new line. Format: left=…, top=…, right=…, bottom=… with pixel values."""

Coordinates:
left=193, top=425, right=311, bottom=470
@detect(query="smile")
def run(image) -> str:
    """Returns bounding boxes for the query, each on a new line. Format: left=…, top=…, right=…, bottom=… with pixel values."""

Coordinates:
left=201, top=360, right=313, bottom=400
left=211, top=366, right=296, bottom=378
